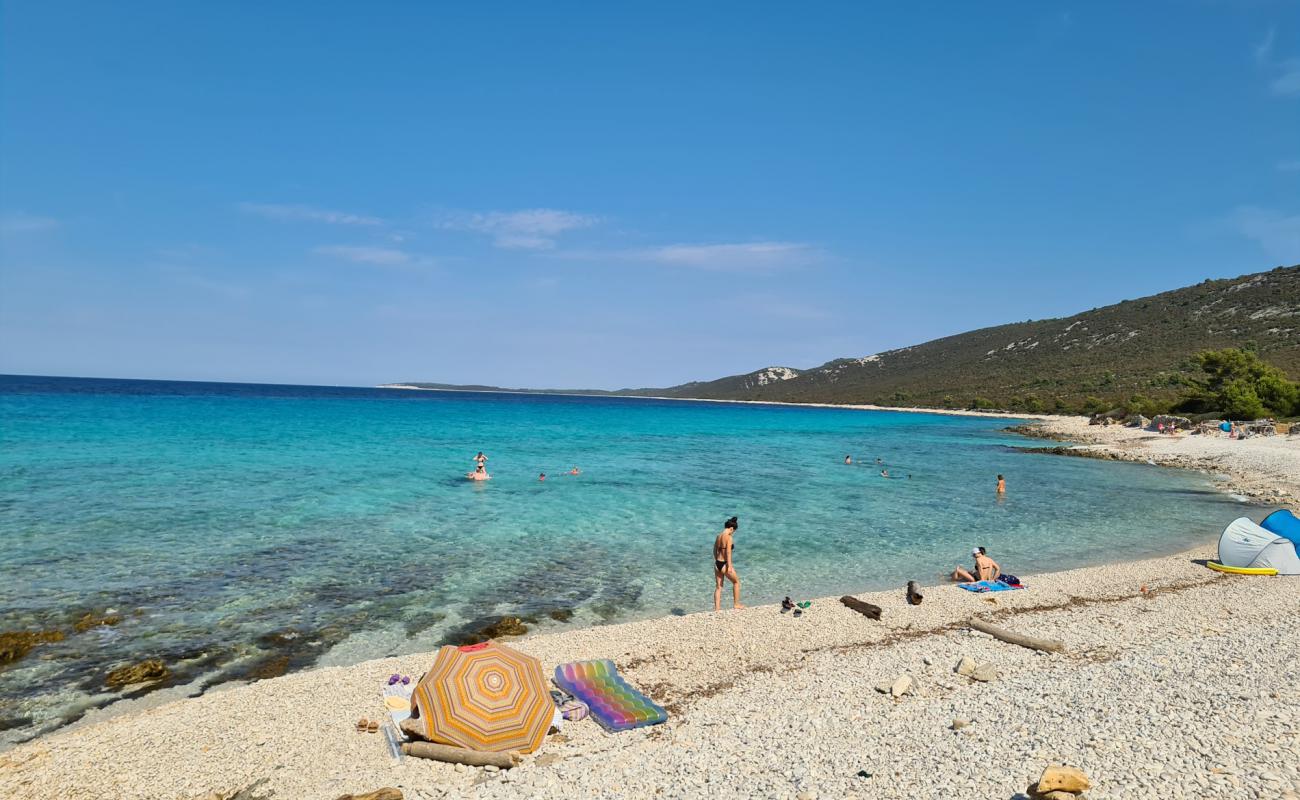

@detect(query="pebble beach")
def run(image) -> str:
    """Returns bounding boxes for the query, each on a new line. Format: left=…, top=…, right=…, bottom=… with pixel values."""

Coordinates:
left=3, top=541, right=1297, bottom=800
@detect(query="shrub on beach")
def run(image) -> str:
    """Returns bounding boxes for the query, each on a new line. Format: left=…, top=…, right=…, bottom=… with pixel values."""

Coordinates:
left=1176, top=348, right=1300, bottom=419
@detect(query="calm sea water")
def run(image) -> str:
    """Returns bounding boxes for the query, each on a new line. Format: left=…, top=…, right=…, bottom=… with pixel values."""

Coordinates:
left=0, top=375, right=1248, bottom=744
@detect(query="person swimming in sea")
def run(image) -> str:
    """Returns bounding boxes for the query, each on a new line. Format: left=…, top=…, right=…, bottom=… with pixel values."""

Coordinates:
left=569, top=466, right=581, bottom=475
left=538, top=472, right=546, bottom=481
left=474, top=451, right=488, bottom=470
left=844, top=455, right=852, bottom=465
left=996, top=474, right=1006, bottom=494
left=467, top=463, right=490, bottom=481
left=713, top=516, right=743, bottom=611
left=880, top=468, right=890, bottom=478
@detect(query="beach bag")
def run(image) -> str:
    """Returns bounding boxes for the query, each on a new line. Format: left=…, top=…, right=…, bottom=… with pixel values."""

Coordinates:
left=997, top=574, right=1020, bottom=586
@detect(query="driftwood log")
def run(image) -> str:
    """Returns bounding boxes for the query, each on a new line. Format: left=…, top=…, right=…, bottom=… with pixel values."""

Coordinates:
left=839, top=595, right=882, bottom=620
left=335, top=790, right=403, bottom=800
left=905, top=581, right=924, bottom=606
left=969, top=619, right=1065, bottom=653
left=401, top=742, right=520, bottom=769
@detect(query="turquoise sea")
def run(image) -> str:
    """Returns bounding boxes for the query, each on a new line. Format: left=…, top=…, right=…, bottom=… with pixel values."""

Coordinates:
left=0, top=375, right=1249, bottom=745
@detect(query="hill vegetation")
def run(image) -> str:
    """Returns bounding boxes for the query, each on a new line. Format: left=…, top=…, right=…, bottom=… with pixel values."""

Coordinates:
left=642, top=265, right=1300, bottom=417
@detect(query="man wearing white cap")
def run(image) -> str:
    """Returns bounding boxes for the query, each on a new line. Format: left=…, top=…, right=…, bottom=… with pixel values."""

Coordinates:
left=950, top=546, right=1000, bottom=583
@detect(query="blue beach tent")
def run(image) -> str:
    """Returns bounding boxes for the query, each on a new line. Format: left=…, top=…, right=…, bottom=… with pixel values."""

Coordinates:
left=1217, top=515, right=1300, bottom=575
left=1261, top=509, right=1300, bottom=548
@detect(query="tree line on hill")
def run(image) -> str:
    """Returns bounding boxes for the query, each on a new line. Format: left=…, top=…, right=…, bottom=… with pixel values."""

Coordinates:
left=955, top=347, right=1299, bottom=420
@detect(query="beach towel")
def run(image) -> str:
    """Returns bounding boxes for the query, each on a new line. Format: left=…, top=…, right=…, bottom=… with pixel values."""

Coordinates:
left=958, top=580, right=1024, bottom=593
left=382, top=680, right=415, bottom=735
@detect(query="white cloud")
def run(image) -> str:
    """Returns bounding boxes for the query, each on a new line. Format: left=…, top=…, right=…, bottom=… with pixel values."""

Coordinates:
left=0, top=212, right=59, bottom=235
left=437, top=208, right=597, bottom=250
left=313, top=245, right=411, bottom=265
left=240, top=202, right=384, bottom=226
left=1229, top=206, right=1300, bottom=260
left=1278, top=159, right=1300, bottom=172
left=1271, top=58, right=1300, bottom=97
left=1254, top=26, right=1276, bottom=66
left=633, top=241, right=819, bottom=272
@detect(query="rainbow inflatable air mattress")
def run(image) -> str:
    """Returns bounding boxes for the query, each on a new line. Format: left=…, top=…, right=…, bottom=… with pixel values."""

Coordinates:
left=553, top=659, right=667, bottom=732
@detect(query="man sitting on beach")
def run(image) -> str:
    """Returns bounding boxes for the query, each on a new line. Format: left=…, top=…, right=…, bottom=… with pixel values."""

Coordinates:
left=951, top=547, right=999, bottom=583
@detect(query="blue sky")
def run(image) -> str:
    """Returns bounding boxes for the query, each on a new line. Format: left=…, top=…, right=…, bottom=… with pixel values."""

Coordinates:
left=2, top=1, right=1298, bottom=389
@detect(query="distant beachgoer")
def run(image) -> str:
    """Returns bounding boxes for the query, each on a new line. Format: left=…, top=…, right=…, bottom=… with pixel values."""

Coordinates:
left=844, top=455, right=852, bottom=465
left=569, top=466, right=580, bottom=475
left=876, top=457, right=883, bottom=464
left=996, top=474, right=1006, bottom=494
left=713, top=516, right=743, bottom=611
left=539, top=473, right=546, bottom=481
left=880, top=469, right=889, bottom=478
left=467, top=463, right=490, bottom=481
left=474, top=452, right=488, bottom=469
left=951, top=547, right=1000, bottom=582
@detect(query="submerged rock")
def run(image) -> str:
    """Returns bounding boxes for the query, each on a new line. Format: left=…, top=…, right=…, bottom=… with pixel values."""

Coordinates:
left=73, top=612, right=123, bottom=633
left=548, top=608, right=575, bottom=622
left=105, top=659, right=169, bottom=688
left=0, top=629, right=65, bottom=665
left=482, top=617, right=528, bottom=638
left=453, top=616, right=530, bottom=645
left=248, top=655, right=291, bottom=681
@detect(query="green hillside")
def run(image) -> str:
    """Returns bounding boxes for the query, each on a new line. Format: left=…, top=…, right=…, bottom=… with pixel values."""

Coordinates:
left=646, top=265, right=1300, bottom=414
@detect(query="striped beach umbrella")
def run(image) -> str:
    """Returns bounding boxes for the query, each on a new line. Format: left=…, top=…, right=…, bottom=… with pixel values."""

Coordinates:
left=411, top=641, right=552, bottom=753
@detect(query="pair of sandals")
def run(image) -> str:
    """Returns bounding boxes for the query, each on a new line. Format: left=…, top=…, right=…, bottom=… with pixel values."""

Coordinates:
left=355, top=718, right=380, bottom=733
left=781, top=597, right=812, bottom=616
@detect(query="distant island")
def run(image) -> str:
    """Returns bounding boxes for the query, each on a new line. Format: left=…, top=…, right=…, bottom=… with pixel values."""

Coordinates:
left=389, top=264, right=1300, bottom=417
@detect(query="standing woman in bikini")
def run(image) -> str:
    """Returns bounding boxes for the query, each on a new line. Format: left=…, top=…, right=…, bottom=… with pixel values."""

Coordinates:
left=713, top=516, right=744, bottom=611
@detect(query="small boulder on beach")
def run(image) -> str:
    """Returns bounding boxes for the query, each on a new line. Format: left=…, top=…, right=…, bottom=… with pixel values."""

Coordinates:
left=955, top=656, right=976, bottom=676
left=1028, top=765, right=1092, bottom=798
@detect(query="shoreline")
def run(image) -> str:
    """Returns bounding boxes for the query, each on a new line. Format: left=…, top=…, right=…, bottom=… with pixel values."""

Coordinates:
left=4, top=543, right=1296, bottom=799
left=376, top=384, right=1060, bottom=421
left=1017, top=416, right=1300, bottom=507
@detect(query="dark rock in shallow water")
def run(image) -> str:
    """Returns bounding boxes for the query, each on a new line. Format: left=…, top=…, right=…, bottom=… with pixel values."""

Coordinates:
left=247, top=655, right=291, bottom=680
left=449, top=616, right=530, bottom=645
left=73, top=611, right=123, bottom=633
left=548, top=608, right=574, bottom=622
left=0, top=629, right=65, bottom=665
left=105, top=658, right=169, bottom=688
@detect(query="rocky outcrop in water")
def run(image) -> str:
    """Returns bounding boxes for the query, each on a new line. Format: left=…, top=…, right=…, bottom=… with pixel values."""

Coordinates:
left=1014, top=445, right=1123, bottom=460
left=0, top=629, right=64, bottom=665
left=1003, top=424, right=1067, bottom=441
left=74, top=611, right=123, bottom=633
left=105, top=659, right=169, bottom=688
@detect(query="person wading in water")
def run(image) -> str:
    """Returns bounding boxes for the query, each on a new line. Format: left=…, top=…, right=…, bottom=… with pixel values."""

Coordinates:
left=713, top=516, right=744, bottom=611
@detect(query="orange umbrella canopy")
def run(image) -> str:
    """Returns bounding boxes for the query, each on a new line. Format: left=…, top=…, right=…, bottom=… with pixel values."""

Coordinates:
left=411, top=641, right=552, bottom=753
